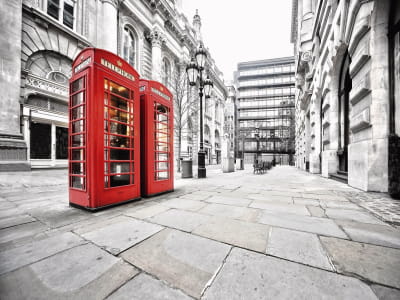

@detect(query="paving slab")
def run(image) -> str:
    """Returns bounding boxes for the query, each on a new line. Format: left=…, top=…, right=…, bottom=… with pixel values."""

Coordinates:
left=302, top=193, right=348, bottom=201
left=266, top=227, right=333, bottom=270
left=0, top=208, right=26, bottom=219
left=0, top=244, right=138, bottom=299
left=370, top=284, right=400, bottom=300
left=79, top=216, right=163, bottom=255
left=121, top=229, right=231, bottom=298
left=247, top=193, right=293, bottom=204
left=205, top=195, right=252, bottom=207
left=0, top=232, right=86, bottom=275
left=0, top=221, right=48, bottom=245
left=0, top=214, right=36, bottom=229
left=198, top=203, right=260, bottom=222
left=160, top=198, right=207, bottom=212
left=147, top=209, right=211, bottom=232
left=321, top=237, right=400, bottom=289
left=178, top=193, right=210, bottom=201
left=193, top=217, right=269, bottom=252
left=124, top=204, right=171, bottom=219
left=249, top=201, right=310, bottom=216
left=337, top=221, right=400, bottom=249
left=203, top=247, right=377, bottom=300
left=27, top=203, right=92, bottom=228
left=320, top=200, right=363, bottom=210
left=307, top=205, right=326, bottom=217
left=293, top=197, right=320, bottom=206
left=257, top=210, right=348, bottom=238
left=325, top=208, right=384, bottom=225
left=107, top=272, right=192, bottom=300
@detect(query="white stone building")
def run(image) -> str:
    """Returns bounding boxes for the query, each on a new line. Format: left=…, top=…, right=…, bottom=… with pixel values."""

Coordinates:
left=291, top=0, right=400, bottom=197
left=0, top=0, right=227, bottom=170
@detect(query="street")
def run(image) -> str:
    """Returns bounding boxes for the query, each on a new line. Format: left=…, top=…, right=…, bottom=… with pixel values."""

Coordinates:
left=0, top=166, right=399, bottom=299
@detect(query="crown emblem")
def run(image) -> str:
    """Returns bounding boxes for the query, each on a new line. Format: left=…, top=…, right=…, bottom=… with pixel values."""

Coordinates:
left=117, top=60, right=122, bottom=67
left=160, top=87, right=163, bottom=91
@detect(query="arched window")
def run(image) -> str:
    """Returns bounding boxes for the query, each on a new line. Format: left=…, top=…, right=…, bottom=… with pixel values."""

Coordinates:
left=123, top=27, right=135, bottom=67
left=162, top=58, right=171, bottom=87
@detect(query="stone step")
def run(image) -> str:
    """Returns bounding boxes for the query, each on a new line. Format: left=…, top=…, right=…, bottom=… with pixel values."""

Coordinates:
left=329, top=172, right=348, bottom=183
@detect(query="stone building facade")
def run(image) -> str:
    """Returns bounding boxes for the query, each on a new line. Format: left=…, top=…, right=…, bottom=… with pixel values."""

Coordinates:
left=0, top=0, right=227, bottom=170
left=234, top=58, right=296, bottom=165
left=291, top=0, right=400, bottom=197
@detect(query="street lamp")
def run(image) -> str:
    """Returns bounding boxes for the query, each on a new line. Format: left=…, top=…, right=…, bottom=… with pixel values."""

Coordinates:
left=254, top=126, right=260, bottom=164
left=271, top=129, right=276, bottom=166
left=186, top=43, right=213, bottom=178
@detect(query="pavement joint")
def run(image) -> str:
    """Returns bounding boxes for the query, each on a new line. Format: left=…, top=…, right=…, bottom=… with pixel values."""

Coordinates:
left=200, top=246, right=233, bottom=298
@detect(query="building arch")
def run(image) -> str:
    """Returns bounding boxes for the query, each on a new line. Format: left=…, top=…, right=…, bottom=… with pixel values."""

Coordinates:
left=122, top=24, right=139, bottom=67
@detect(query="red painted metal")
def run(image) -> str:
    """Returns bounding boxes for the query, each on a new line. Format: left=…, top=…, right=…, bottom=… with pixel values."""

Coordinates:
left=69, top=48, right=140, bottom=210
left=140, top=80, right=174, bottom=197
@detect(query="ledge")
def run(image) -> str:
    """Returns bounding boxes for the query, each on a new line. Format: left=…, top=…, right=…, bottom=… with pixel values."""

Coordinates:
left=349, top=44, right=370, bottom=78
left=349, top=16, right=371, bottom=55
left=350, top=108, right=371, bottom=133
left=350, top=74, right=371, bottom=105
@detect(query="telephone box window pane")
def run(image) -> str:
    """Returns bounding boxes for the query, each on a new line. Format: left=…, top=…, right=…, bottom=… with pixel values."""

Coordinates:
left=155, top=162, right=169, bottom=171
left=56, top=126, right=68, bottom=159
left=71, top=163, right=84, bottom=174
left=156, top=122, right=168, bottom=131
left=110, top=162, right=130, bottom=174
left=110, top=136, right=130, bottom=148
left=156, top=152, right=168, bottom=161
left=109, top=122, right=128, bottom=135
left=72, top=134, right=85, bottom=147
left=109, top=108, right=128, bottom=123
left=71, top=176, right=84, bottom=189
left=109, top=81, right=130, bottom=99
left=110, top=149, right=129, bottom=160
left=72, top=120, right=84, bottom=133
left=155, top=112, right=168, bottom=122
left=110, top=175, right=130, bottom=187
left=155, top=131, right=169, bottom=142
left=72, top=78, right=84, bottom=92
left=30, top=123, right=51, bottom=159
left=72, top=92, right=84, bottom=106
left=110, top=95, right=128, bottom=110
left=155, top=171, right=169, bottom=180
left=71, top=106, right=84, bottom=120
left=155, top=142, right=168, bottom=151
left=71, top=149, right=84, bottom=161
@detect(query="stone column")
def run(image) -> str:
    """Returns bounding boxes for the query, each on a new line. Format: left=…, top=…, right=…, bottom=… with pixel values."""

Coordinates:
left=101, top=0, right=118, bottom=54
left=0, top=0, right=30, bottom=171
left=147, top=29, right=165, bottom=82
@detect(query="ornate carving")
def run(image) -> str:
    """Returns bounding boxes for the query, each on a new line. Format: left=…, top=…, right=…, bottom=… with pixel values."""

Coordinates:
left=25, top=74, right=68, bottom=100
left=146, top=28, right=166, bottom=47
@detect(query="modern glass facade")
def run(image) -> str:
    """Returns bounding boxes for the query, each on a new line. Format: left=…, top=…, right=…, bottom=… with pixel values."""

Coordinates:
left=235, top=57, right=295, bottom=164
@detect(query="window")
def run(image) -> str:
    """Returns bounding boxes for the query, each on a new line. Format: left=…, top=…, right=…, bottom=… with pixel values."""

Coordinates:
left=162, top=58, right=171, bottom=87
left=123, top=27, right=136, bottom=67
left=47, top=0, right=74, bottom=29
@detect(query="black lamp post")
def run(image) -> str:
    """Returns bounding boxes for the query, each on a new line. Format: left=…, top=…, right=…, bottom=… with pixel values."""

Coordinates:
left=186, top=43, right=213, bottom=178
left=255, top=127, right=260, bottom=164
left=271, top=129, right=276, bottom=166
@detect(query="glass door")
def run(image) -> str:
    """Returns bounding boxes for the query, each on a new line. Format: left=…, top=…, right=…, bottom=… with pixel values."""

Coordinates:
left=154, top=102, right=170, bottom=181
left=69, top=75, right=86, bottom=190
left=103, top=79, right=135, bottom=188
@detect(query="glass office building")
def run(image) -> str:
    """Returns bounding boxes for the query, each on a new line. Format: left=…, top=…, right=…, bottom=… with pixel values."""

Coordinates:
left=235, top=57, right=296, bottom=164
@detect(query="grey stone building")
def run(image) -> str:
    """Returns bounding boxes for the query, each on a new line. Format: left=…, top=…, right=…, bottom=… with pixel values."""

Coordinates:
left=234, top=57, right=296, bottom=165
left=291, top=0, right=400, bottom=197
left=0, top=0, right=227, bottom=171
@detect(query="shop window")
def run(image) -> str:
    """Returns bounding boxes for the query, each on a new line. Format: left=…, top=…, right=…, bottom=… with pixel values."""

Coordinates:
left=47, top=0, right=74, bottom=29
left=30, top=123, right=51, bottom=159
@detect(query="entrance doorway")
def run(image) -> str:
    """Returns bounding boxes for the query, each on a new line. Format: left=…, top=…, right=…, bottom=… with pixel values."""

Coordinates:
left=338, top=53, right=351, bottom=173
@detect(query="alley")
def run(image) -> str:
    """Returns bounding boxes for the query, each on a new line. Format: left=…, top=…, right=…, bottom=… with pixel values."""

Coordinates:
left=0, top=166, right=399, bottom=299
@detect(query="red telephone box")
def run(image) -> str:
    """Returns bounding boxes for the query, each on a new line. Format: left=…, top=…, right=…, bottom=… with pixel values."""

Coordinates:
left=69, top=48, right=141, bottom=210
left=140, top=80, right=174, bottom=197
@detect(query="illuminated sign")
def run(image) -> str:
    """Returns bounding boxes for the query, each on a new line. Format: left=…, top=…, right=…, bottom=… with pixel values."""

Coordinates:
left=151, top=87, right=171, bottom=101
left=74, top=57, right=91, bottom=74
left=100, top=58, right=135, bottom=81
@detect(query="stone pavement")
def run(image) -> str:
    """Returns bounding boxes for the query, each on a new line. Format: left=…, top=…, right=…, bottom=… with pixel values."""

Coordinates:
left=0, top=166, right=400, bottom=299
